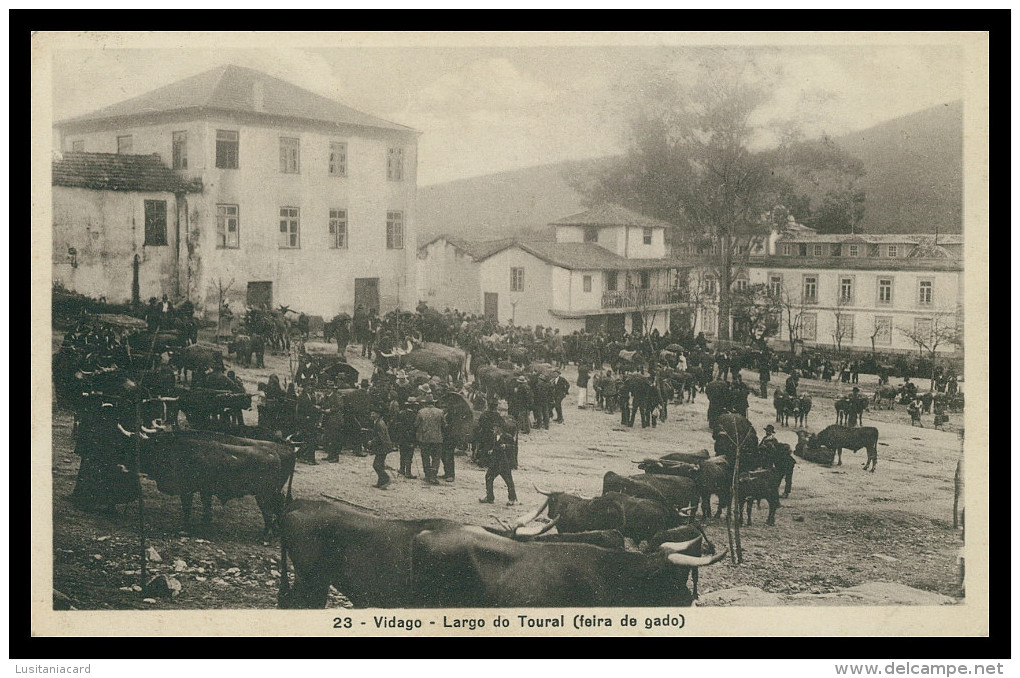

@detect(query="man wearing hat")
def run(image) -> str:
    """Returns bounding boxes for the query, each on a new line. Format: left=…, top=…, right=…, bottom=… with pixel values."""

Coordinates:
left=532, top=374, right=552, bottom=430
left=551, top=370, right=569, bottom=423
left=368, top=406, right=396, bottom=489
left=415, top=394, right=445, bottom=485
left=760, top=424, right=778, bottom=452
left=509, top=376, right=532, bottom=435
left=390, top=397, right=419, bottom=478
left=479, top=401, right=519, bottom=506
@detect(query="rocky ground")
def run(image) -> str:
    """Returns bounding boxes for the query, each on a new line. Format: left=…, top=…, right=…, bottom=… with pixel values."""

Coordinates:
left=51, top=336, right=966, bottom=609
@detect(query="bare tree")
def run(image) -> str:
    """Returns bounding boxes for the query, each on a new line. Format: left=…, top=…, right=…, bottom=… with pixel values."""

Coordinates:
left=831, top=294, right=852, bottom=357
left=777, top=286, right=807, bottom=353
left=730, top=283, right=783, bottom=350
left=898, top=311, right=962, bottom=390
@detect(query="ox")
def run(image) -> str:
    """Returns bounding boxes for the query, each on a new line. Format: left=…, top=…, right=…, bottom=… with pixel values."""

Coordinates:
left=410, top=526, right=725, bottom=608
left=805, top=425, right=880, bottom=472
left=531, top=486, right=684, bottom=543
left=116, top=424, right=296, bottom=538
left=601, top=472, right=701, bottom=514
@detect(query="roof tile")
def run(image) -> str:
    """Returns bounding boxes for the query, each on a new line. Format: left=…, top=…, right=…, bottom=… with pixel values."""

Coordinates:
left=53, top=152, right=202, bottom=193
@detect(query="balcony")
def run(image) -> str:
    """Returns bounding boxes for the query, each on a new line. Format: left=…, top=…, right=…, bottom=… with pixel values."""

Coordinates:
left=601, top=287, right=690, bottom=310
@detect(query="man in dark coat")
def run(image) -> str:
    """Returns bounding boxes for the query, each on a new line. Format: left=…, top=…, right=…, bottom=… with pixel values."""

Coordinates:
left=704, top=379, right=731, bottom=429
left=730, top=374, right=750, bottom=418
left=785, top=372, right=799, bottom=398
left=532, top=376, right=552, bottom=430
left=368, top=408, right=395, bottom=489
left=478, top=408, right=519, bottom=506
left=390, top=398, right=419, bottom=478
left=509, top=376, right=532, bottom=435
left=551, top=371, right=569, bottom=423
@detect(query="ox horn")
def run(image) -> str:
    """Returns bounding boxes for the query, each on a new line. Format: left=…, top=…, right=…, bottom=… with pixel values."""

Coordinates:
left=117, top=424, right=134, bottom=438
left=533, top=483, right=553, bottom=497
left=658, top=536, right=703, bottom=554
left=667, top=549, right=729, bottom=568
left=141, top=425, right=159, bottom=434
left=513, top=496, right=551, bottom=528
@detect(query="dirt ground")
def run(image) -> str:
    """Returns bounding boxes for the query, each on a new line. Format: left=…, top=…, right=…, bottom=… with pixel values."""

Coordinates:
left=51, top=336, right=966, bottom=610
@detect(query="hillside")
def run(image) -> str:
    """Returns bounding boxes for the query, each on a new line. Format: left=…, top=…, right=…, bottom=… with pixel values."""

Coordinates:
left=416, top=101, right=964, bottom=244
left=836, top=100, right=963, bottom=234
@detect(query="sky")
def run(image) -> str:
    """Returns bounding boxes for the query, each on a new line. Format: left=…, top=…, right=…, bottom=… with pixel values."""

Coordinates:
left=48, top=36, right=965, bottom=187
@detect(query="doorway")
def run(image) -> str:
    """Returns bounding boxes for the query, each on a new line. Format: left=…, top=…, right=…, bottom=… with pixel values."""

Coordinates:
left=247, top=281, right=273, bottom=309
left=484, top=292, right=498, bottom=322
left=354, top=278, right=380, bottom=314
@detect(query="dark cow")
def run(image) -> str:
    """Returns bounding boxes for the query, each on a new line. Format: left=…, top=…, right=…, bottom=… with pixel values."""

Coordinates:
left=693, top=457, right=734, bottom=520
left=795, top=394, right=812, bottom=427
left=475, top=364, right=516, bottom=402
left=793, top=430, right=837, bottom=465
left=646, top=523, right=717, bottom=599
left=401, top=344, right=464, bottom=382
left=278, top=499, right=463, bottom=609
left=113, top=424, right=296, bottom=538
left=806, top=425, right=880, bottom=471
left=736, top=468, right=784, bottom=526
left=227, top=335, right=254, bottom=367
left=873, top=385, right=898, bottom=410
left=601, top=472, right=701, bottom=514
left=172, top=344, right=225, bottom=384
left=712, top=413, right=758, bottom=462
left=409, top=525, right=726, bottom=608
left=532, top=487, right=684, bottom=542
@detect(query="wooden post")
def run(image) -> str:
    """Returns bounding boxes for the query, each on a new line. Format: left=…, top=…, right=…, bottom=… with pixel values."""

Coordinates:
left=135, top=397, right=147, bottom=588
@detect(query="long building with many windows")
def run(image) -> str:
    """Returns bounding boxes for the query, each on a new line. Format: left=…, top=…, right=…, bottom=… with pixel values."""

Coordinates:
left=52, top=65, right=419, bottom=318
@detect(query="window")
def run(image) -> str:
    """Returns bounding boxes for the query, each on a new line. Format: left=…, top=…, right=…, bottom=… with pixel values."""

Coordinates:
left=839, top=277, right=854, bottom=304
left=510, top=267, right=525, bottom=292
left=702, top=308, right=717, bottom=336
left=813, top=244, right=824, bottom=257
left=878, top=278, right=893, bottom=305
left=639, top=271, right=651, bottom=290
left=172, top=131, right=188, bottom=170
left=837, top=314, right=855, bottom=341
left=329, top=141, right=347, bottom=177
left=329, top=209, right=348, bottom=249
left=117, top=135, right=133, bottom=154
left=734, top=279, right=748, bottom=292
left=801, top=313, right=817, bottom=341
left=874, top=316, right=892, bottom=345
left=768, top=274, right=782, bottom=298
left=703, top=277, right=717, bottom=296
left=798, top=243, right=808, bottom=257
left=387, top=147, right=404, bottom=181
left=216, top=204, right=239, bottom=249
left=280, top=137, right=300, bottom=173
left=71, top=140, right=84, bottom=152
left=918, top=279, right=933, bottom=306
left=888, top=245, right=898, bottom=258
left=848, top=244, right=859, bottom=257
left=216, top=130, right=239, bottom=169
left=606, top=271, right=618, bottom=292
left=143, top=200, right=167, bottom=246
left=583, top=275, right=592, bottom=293
left=643, top=227, right=653, bottom=245
left=915, top=317, right=933, bottom=341
left=279, top=207, right=300, bottom=248
left=386, top=211, right=404, bottom=249
left=830, top=243, right=842, bottom=257
left=583, top=226, right=599, bottom=243
left=782, top=244, right=793, bottom=256
left=803, top=275, right=818, bottom=303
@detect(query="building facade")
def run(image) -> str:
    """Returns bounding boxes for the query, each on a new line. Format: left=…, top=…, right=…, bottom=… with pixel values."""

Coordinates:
left=53, top=65, right=419, bottom=319
left=417, top=205, right=693, bottom=333
left=679, top=225, right=964, bottom=354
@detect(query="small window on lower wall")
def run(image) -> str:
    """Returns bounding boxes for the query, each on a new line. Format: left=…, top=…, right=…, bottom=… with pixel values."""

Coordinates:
left=144, top=200, right=168, bottom=246
left=583, top=275, right=592, bottom=293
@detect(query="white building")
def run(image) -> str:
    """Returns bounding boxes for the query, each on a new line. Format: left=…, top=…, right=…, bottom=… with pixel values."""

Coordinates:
left=417, top=205, right=694, bottom=333
left=675, top=224, right=964, bottom=354
left=53, top=65, right=419, bottom=318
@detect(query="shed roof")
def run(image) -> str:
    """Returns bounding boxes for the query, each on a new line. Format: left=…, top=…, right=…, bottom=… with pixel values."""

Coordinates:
left=52, top=152, right=202, bottom=193
left=56, top=64, right=414, bottom=134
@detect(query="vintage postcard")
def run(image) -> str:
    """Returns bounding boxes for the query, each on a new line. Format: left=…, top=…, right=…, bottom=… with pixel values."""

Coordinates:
left=31, top=30, right=989, bottom=637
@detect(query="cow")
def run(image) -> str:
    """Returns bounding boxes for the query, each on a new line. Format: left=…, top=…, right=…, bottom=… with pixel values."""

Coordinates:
left=795, top=394, right=812, bottom=427
left=712, top=413, right=758, bottom=462
left=401, top=343, right=464, bottom=382
left=171, top=344, right=225, bottom=385
left=804, top=425, right=880, bottom=471
left=736, top=468, right=784, bottom=526
left=278, top=499, right=464, bottom=609
left=693, top=456, right=734, bottom=520
left=793, top=430, right=837, bottom=465
left=475, top=364, right=516, bottom=402
left=531, top=487, right=684, bottom=543
left=409, top=525, right=726, bottom=608
left=645, top=523, right=717, bottom=599
left=114, top=419, right=295, bottom=538
left=227, top=335, right=254, bottom=367
left=761, top=441, right=796, bottom=498
left=601, top=472, right=701, bottom=514
left=873, top=385, right=898, bottom=410
left=834, top=395, right=851, bottom=425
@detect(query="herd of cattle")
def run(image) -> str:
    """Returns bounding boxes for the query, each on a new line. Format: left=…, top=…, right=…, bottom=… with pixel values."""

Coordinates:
left=55, top=307, right=965, bottom=610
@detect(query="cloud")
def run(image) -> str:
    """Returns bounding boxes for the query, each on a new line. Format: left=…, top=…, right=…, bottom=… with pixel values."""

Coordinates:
left=413, top=58, right=558, bottom=112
